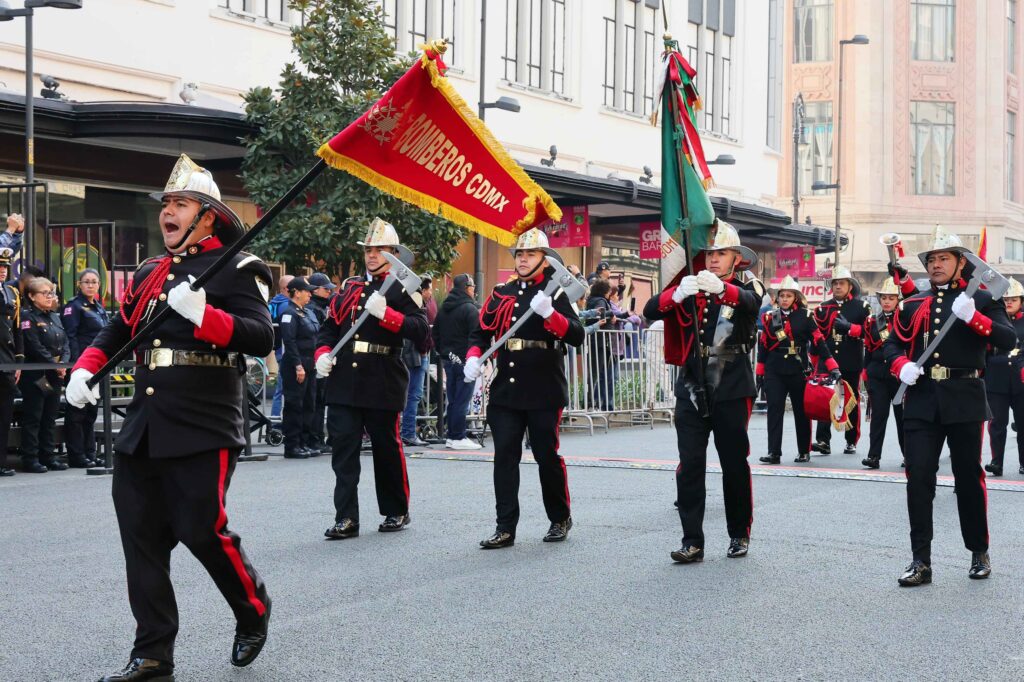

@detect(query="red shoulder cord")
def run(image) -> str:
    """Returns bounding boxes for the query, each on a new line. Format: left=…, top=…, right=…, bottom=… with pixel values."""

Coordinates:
left=892, top=297, right=933, bottom=358
left=813, top=304, right=839, bottom=335
left=479, top=290, right=517, bottom=338
left=328, top=281, right=366, bottom=325
left=761, top=314, right=795, bottom=352
left=863, top=319, right=881, bottom=352
left=120, top=257, right=172, bottom=337
left=672, top=293, right=708, bottom=361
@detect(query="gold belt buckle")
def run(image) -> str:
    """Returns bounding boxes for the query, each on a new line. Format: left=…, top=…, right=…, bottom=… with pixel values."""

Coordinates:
left=879, top=329, right=890, bottom=341
left=930, top=365, right=949, bottom=381
left=786, top=348, right=798, bottom=356
left=507, top=338, right=524, bottom=351
left=352, top=341, right=369, bottom=353
left=1010, top=348, right=1020, bottom=358
left=150, top=348, right=173, bottom=368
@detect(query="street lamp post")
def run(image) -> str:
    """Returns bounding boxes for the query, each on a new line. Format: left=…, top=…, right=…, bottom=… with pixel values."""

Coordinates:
left=792, top=93, right=807, bottom=225
left=830, top=34, right=869, bottom=271
left=0, top=0, right=83, bottom=266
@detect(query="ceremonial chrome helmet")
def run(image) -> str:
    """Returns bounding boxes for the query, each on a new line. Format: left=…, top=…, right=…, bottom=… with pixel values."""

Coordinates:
left=917, top=224, right=970, bottom=267
left=509, top=227, right=563, bottom=264
left=876, top=277, right=902, bottom=298
left=150, top=154, right=245, bottom=245
left=828, top=265, right=861, bottom=295
left=701, top=219, right=757, bottom=271
left=770, top=274, right=807, bottom=306
left=1004, top=278, right=1024, bottom=299
left=357, top=216, right=414, bottom=266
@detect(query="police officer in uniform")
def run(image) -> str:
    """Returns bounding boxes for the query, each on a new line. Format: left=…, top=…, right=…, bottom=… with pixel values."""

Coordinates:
left=19, top=277, right=69, bottom=473
left=883, top=226, right=1015, bottom=586
left=643, top=221, right=763, bottom=563
left=307, top=272, right=335, bottom=455
left=279, top=276, right=320, bottom=459
left=463, top=228, right=584, bottom=548
left=0, top=247, right=22, bottom=476
left=756, top=275, right=840, bottom=464
left=315, top=218, right=428, bottom=540
left=63, top=268, right=110, bottom=468
left=983, top=278, right=1024, bottom=477
left=811, top=266, right=870, bottom=455
left=67, top=155, right=274, bottom=679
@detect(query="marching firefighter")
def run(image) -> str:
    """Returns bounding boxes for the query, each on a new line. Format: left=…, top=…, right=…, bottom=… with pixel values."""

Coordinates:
left=67, top=155, right=274, bottom=679
left=811, top=266, right=870, bottom=455
left=984, top=278, right=1024, bottom=477
left=756, top=275, right=841, bottom=464
left=463, top=228, right=584, bottom=548
left=315, top=218, right=428, bottom=540
left=883, top=226, right=1015, bottom=586
left=643, top=220, right=763, bottom=563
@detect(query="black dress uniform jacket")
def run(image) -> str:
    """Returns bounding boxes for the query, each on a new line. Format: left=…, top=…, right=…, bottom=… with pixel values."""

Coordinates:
left=73, top=236, right=274, bottom=458
left=864, top=312, right=897, bottom=381
left=62, top=292, right=109, bottom=361
left=813, top=295, right=870, bottom=373
left=757, top=306, right=835, bottom=375
left=22, top=303, right=69, bottom=385
left=467, top=270, right=585, bottom=410
left=0, top=282, right=22, bottom=364
left=983, top=312, right=1024, bottom=395
left=315, top=274, right=429, bottom=412
left=883, top=280, right=1016, bottom=423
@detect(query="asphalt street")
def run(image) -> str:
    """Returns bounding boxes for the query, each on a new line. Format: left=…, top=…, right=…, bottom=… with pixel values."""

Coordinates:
left=2, top=415, right=1024, bottom=681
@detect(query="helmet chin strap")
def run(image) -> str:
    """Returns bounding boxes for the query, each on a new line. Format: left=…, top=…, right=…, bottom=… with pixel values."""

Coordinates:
left=168, top=203, right=212, bottom=252
left=518, top=256, right=545, bottom=280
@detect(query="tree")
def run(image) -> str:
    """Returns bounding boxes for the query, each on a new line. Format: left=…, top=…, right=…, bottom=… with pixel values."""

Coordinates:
left=240, top=0, right=465, bottom=279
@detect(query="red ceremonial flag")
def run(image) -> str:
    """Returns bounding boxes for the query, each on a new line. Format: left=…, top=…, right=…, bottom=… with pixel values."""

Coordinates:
left=316, top=42, right=560, bottom=246
left=978, top=225, right=988, bottom=261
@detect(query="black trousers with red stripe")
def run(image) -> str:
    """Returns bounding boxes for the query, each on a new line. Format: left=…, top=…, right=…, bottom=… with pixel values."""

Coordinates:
left=487, top=404, right=570, bottom=534
left=327, top=404, right=410, bottom=522
left=815, top=370, right=861, bottom=446
left=111, top=448, right=269, bottom=664
left=674, top=395, right=754, bottom=547
left=765, top=370, right=811, bottom=457
left=903, top=418, right=989, bottom=565
left=986, top=391, right=1024, bottom=469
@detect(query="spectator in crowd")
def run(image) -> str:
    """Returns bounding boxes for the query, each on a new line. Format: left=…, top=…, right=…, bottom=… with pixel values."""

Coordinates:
left=268, top=274, right=293, bottom=418
left=609, top=284, right=642, bottom=360
left=61, top=268, right=109, bottom=468
left=1, top=212, right=25, bottom=253
left=585, top=279, right=616, bottom=410
left=0, top=248, right=21, bottom=476
left=17, top=264, right=44, bottom=299
left=401, top=274, right=434, bottom=447
left=19, top=277, right=68, bottom=473
left=279, top=276, right=320, bottom=458
left=587, top=260, right=611, bottom=285
left=432, top=273, right=482, bottom=450
left=307, top=272, right=336, bottom=455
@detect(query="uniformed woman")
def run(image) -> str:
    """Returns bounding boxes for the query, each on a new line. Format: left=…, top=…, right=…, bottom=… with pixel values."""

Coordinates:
left=61, top=268, right=109, bottom=467
left=984, top=278, right=1024, bottom=476
left=756, top=275, right=840, bottom=464
left=279, top=276, right=320, bottom=459
left=20, top=277, right=69, bottom=473
left=861, top=277, right=908, bottom=469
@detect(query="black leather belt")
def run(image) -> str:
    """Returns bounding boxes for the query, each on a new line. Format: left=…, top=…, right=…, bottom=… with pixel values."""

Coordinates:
left=700, top=344, right=750, bottom=358
left=348, top=340, right=402, bottom=356
left=138, top=349, right=240, bottom=369
left=924, top=365, right=979, bottom=381
left=507, top=338, right=564, bottom=351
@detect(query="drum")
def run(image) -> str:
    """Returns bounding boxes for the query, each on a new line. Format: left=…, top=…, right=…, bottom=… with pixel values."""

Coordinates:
left=803, top=374, right=856, bottom=430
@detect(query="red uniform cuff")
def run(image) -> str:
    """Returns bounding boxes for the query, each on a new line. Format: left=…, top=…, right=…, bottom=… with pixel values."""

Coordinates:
left=314, top=345, right=332, bottom=362
left=658, top=288, right=677, bottom=312
left=968, top=311, right=993, bottom=336
left=1020, top=367, right=1024, bottom=384
left=891, top=356, right=911, bottom=378
left=848, top=324, right=862, bottom=338
left=379, top=306, right=405, bottom=332
left=825, top=358, right=839, bottom=371
left=718, top=282, right=740, bottom=306
left=900, top=276, right=916, bottom=296
left=466, top=346, right=482, bottom=360
left=193, top=305, right=233, bottom=347
left=755, top=362, right=765, bottom=377
left=73, top=347, right=108, bottom=374
left=812, top=329, right=825, bottom=344
left=543, top=310, right=569, bottom=338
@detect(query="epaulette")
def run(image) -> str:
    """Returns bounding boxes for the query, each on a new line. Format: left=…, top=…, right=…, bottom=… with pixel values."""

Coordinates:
left=235, top=252, right=264, bottom=270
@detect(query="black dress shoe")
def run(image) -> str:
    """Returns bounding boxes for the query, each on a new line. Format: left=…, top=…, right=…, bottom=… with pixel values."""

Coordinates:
left=302, top=446, right=321, bottom=457
left=401, top=436, right=428, bottom=447
left=1019, top=465, right=1024, bottom=475
left=232, top=599, right=270, bottom=667
left=969, top=552, right=992, bottom=579
left=843, top=444, right=857, bottom=455
left=794, top=452, right=811, bottom=463
left=23, top=461, right=47, bottom=473
left=283, top=449, right=310, bottom=459
left=670, top=545, right=704, bottom=563
left=69, top=458, right=92, bottom=469
left=759, top=454, right=780, bottom=464
left=543, top=517, right=573, bottom=542
left=901, top=458, right=906, bottom=468
left=862, top=457, right=880, bottom=469
left=479, top=530, right=515, bottom=549
left=727, top=537, right=749, bottom=558
left=324, top=518, right=359, bottom=540
left=97, top=657, right=175, bottom=681
left=985, top=463, right=1003, bottom=476
left=898, top=560, right=932, bottom=587
left=41, top=459, right=68, bottom=471
left=379, top=514, right=410, bottom=532
left=810, top=441, right=830, bottom=455
left=0, top=467, right=14, bottom=476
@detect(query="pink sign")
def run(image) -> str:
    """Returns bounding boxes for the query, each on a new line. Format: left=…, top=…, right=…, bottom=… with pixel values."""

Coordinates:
left=639, top=221, right=661, bottom=259
left=541, top=205, right=590, bottom=247
left=775, top=246, right=815, bottom=278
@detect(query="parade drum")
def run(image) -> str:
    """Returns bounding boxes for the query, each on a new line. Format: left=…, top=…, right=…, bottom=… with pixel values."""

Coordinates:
left=803, top=375, right=857, bottom=430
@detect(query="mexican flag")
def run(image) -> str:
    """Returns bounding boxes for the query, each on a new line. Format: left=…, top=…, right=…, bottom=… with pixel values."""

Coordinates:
left=654, top=43, right=716, bottom=285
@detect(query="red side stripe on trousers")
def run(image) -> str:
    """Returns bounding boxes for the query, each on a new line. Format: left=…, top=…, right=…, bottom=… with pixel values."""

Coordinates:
left=978, top=425, right=990, bottom=547
left=556, top=407, right=570, bottom=507
left=744, top=397, right=754, bottom=538
left=394, top=415, right=411, bottom=503
left=216, top=449, right=266, bottom=617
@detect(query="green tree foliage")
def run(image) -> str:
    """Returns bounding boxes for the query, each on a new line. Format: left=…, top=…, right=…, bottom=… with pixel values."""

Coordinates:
left=240, top=0, right=465, bottom=279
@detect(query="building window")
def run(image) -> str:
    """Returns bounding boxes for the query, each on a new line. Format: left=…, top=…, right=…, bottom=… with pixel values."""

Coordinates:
left=381, top=0, right=398, bottom=45
left=220, top=0, right=300, bottom=24
left=505, top=0, right=569, bottom=96
left=679, top=0, right=734, bottom=136
left=378, top=0, right=463, bottom=68
left=910, top=101, right=955, bottom=196
left=800, top=101, right=833, bottom=196
left=1008, top=237, right=1024, bottom=261
left=794, top=0, right=833, bottom=63
left=1009, top=0, right=1018, bottom=73
left=1008, top=110, right=1017, bottom=202
left=766, top=0, right=783, bottom=150
left=911, top=0, right=955, bottom=62
left=601, top=0, right=657, bottom=115
left=440, top=0, right=458, bottom=66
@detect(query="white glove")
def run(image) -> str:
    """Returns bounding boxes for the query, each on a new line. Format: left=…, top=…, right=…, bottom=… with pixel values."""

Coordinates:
left=66, top=368, right=99, bottom=408
left=463, top=356, right=482, bottom=383
left=951, top=292, right=976, bottom=322
left=167, top=275, right=206, bottom=326
left=898, top=362, right=924, bottom=386
left=696, top=270, right=725, bottom=295
left=529, top=291, right=555, bottom=318
left=672, top=276, right=700, bottom=303
left=365, top=291, right=387, bottom=320
left=315, top=353, right=335, bottom=378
